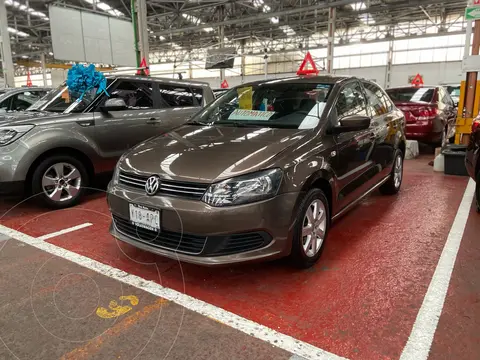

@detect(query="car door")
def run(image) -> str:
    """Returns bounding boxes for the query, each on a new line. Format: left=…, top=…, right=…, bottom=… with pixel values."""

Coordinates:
left=330, top=80, right=376, bottom=211
left=362, top=81, right=396, bottom=181
left=93, top=79, right=163, bottom=159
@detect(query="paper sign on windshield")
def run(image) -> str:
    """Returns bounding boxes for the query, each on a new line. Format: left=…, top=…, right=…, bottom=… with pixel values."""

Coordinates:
left=228, top=109, right=275, bottom=121
left=237, top=87, right=253, bottom=110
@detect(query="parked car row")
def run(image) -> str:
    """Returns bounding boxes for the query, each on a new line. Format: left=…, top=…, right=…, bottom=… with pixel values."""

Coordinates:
left=2, top=75, right=408, bottom=267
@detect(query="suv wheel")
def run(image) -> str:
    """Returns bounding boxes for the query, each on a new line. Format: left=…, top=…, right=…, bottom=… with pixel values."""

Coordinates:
left=31, top=155, right=88, bottom=209
left=290, top=189, right=330, bottom=269
left=380, top=149, right=403, bottom=195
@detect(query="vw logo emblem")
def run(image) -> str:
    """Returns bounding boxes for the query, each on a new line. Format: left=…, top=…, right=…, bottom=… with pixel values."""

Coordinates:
left=145, top=175, right=160, bottom=196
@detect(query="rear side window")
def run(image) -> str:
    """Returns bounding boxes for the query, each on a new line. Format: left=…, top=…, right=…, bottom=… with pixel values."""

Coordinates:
left=158, top=85, right=195, bottom=107
left=386, top=87, right=434, bottom=103
left=109, top=81, right=153, bottom=109
left=362, top=82, right=389, bottom=117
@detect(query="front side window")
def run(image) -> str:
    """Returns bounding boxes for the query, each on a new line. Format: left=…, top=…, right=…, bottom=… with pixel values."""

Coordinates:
left=188, top=82, right=333, bottom=129
left=158, top=85, right=195, bottom=107
left=333, top=82, right=368, bottom=125
left=108, top=81, right=153, bottom=109
left=362, top=82, right=389, bottom=117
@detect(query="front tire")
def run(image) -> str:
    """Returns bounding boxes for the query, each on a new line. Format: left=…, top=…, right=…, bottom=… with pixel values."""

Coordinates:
left=31, top=155, right=89, bottom=209
left=380, top=149, right=403, bottom=195
left=289, top=189, right=330, bottom=269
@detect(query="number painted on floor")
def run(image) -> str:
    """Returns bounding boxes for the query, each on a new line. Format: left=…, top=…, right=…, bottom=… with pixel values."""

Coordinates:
left=96, top=295, right=139, bottom=319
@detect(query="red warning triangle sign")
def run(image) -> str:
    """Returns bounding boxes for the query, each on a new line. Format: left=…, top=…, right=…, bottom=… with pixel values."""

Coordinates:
left=220, top=79, right=229, bottom=89
left=26, top=71, right=32, bottom=87
left=297, top=51, right=319, bottom=76
left=411, top=73, right=424, bottom=87
left=137, top=57, right=150, bottom=76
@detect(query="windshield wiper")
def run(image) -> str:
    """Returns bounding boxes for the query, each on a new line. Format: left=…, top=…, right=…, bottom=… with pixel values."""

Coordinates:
left=216, top=121, right=269, bottom=128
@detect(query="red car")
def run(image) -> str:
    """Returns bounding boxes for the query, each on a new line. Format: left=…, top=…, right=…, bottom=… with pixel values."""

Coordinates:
left=466, top=116, right=480, bottom=212
left=386, top=86, right=457, bottom=146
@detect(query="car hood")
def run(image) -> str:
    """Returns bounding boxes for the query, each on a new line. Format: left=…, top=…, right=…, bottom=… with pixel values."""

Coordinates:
left=120, top=125, right=310, bottom=182
left=0, top=110, right=66, bottom=127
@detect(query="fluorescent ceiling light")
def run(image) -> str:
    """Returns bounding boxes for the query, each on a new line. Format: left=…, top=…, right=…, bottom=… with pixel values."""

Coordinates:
left=82, top=0, right=124, bottom=17
left=350, top=2, right=374, bottom=25
left=279, top=25, right=296, bottom=35
left=5, top=0, right=48, bottom=20
left=182, top=13, right=214, bottom=32
left=8, top=27, right=29, bottom=37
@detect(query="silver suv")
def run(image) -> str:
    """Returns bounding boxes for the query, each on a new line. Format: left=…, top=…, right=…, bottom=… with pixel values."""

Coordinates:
left=0, top=75, right=214, bottom=208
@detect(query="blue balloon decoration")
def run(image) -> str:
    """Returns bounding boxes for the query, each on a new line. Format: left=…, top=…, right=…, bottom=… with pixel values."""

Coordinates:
left=66, top=64, right=109, bottom=100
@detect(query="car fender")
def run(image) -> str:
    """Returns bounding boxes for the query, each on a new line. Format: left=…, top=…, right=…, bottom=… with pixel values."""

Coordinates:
left=15, top=128, right=102, bottom=179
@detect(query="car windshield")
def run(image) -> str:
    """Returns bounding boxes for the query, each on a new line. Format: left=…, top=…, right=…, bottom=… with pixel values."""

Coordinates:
left=189, top=82, right=333, bottom=129
left=27, top=83, right=105, bottom=113
left=386, top=87, right=435, bottom=103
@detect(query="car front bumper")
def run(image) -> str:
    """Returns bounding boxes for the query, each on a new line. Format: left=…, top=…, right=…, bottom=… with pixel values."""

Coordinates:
left=107, top=182, right=300, bottom=266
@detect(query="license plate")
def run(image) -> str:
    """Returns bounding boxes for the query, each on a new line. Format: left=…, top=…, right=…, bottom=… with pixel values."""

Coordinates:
left=129, top=204, right=160, bottom=231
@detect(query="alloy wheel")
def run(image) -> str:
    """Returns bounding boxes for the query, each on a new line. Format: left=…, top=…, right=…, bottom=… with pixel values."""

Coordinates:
left=393, top=155, right=403, bottom=189
left=302, top=199, right=327, bottom=257
left=41, top=162, right=82, bottom=202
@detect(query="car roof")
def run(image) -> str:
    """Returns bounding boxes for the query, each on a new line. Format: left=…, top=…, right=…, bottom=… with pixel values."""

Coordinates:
left=237, top=74, right=354, bottom=88
left=105, top=75, right=211, bottom=87
left=1, top=87, right=51, bottom=93
left=386, top=85, right=438, bottom=90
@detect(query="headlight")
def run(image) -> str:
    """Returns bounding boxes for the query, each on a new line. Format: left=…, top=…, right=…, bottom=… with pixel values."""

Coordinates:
left=112, top=153, right=128, bottom=185
left=0, top=125, right=35, bottom=146
left=202, top=168, right=283, bottom=207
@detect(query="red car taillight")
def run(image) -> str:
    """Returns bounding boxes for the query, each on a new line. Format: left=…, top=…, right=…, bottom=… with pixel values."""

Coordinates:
left=411, top=106, right=438, bottom=120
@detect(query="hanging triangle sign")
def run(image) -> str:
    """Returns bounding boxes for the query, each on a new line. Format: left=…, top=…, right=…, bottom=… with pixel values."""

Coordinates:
left=221, top=79, right=229, bottom=89
left=137, top=58, right=150, bottom=76
left=411, top=73, right=424, bottom=87
left=297, top=51, right=319, bottom=76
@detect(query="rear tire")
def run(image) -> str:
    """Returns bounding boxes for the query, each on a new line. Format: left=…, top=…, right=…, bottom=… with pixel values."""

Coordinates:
left=31, top=155, right=89, bottom=209
left=289, top=189, right=330, bottom=269
left=380, top=149, right=404, bottom=195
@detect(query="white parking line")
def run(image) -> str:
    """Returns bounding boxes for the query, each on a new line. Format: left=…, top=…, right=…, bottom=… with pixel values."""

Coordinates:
left=0, top=224, right=347, bottom=360
left=37, top=223, right=93, bottom=241
left=400, top=178, right=476, bottom=360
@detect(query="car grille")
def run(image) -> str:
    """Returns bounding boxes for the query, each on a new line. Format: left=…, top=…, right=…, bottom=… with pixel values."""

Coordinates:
left=112, top=215, right=271, bottom=257
left=118, top=171, right=209, bottom=200
left=112, top=215, right=207, bottom=255
left=206, top=233, right=269, bottom=256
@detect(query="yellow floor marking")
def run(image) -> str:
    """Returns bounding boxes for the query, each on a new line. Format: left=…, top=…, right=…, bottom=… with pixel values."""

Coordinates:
left=61, top=298, right=168, bottom=360
left=96, top=295, right=139, bottom=319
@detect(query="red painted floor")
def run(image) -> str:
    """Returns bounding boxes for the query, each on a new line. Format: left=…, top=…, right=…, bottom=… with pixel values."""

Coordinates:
left=429, top=200, right=480, bottom=360
left=0, top=157, right=474, bottom=359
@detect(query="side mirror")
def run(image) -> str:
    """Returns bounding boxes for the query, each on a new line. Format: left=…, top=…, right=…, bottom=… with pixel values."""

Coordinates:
left=101, top=98, right=127, bottom=113
left=330, top=115, right=371, bottom=135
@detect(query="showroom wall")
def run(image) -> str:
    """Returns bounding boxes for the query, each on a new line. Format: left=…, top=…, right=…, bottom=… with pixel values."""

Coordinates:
left=195, top=61, right=463, bottom=89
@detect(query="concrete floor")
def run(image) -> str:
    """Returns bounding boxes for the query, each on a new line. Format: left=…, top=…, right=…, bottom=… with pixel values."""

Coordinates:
left=0, top=155, right=478, bottom=360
